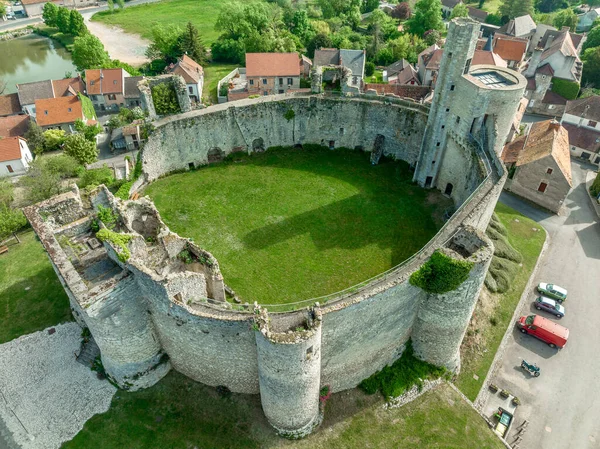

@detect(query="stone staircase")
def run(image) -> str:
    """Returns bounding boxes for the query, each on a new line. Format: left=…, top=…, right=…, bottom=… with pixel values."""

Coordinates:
left=76, top=336, right=100, bottom=369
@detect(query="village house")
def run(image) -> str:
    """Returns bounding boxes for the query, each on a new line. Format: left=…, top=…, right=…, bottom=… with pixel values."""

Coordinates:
left=0, top=137, right=33, bottom=177
left=577, top=7, right=600, bottom=32
left=166, top=55, right=204, bottom=104
left=313, top=48, right=366, bottom=89
left=123, top=76, right=144, bottom=109
left=110, top=123, right=143, bottom=151
left=300, top=55, right=313, bottom=79
left=492, top=35, right=528, bottom=69
left=561, top=96, right=600, bottom=165
left=0, top=115, right=30, bottom=138
left=440, top=0, right=487, bottom=22
left=498, top=15, right=537, bottom=48
left=502, top=119, right=572, bottom=213
left=383, top=60, right=420, bottom=85
left=35, top=95, right=86, bottom=132
left=0, top=93, right=22, bottom=118
left=85, top=68, right=131, bottom=113
left=16, top=77, right=84, bottom=118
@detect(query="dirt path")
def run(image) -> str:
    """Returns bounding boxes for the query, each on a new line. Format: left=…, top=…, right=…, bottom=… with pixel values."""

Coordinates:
left=83, top=13, right=150, bottom=66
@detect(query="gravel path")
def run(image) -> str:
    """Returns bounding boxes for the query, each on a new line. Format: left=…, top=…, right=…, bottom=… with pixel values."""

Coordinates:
left=0, top=323, right=116, bottom=449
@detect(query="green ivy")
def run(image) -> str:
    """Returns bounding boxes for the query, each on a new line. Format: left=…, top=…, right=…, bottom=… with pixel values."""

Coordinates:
left=151, top=83, right=181, bottom=115
left=551, top=78, right=580, bottom=100
left=284, top=109, right=295, bottom=121
left=115, top=181, right=133, bottom=200
left=78, top=93, right=96, bottom=120
left=96, top=228, right=133, bottom=262
left=409, top=251, right=473, bottom=294
left=97, top=204, right=118, bottom=229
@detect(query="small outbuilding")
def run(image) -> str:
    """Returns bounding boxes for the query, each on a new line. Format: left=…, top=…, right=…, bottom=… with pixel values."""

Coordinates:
left=0, top=137, right=33, bottom=177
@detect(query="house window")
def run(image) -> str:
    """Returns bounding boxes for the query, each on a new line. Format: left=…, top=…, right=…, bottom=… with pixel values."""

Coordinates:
left=446, top=108, right=450, bottom=112
left=188, top=86, right=193, bottom=94
left=547, top=168, right=553, bottom=174
left=44, top=110, right=48, bottom=115
left=463, top=58, right=472, bottom=75
left=263, top=91, right=268, bottom=96
left=548, top=104, right=555, bottom=110
left=90, top=80, right=94, bottom=85
left=249, top=79, right=254, bottom=86
left=450, top=85, right=455, bottom=91
left=436, top=142, right=440, bottom=147
left=456, top=116, right=460, bottom=124
left=589, top=120, right=598, bottom=127
left=287, top=78, right=293, bottom=85
left=68, top=108, right=72, bottom=112
left=352, top=76, right=358, bottom=85
left=108, top=94, right=116, bottom=100
left=538, top=182, right=548, bottom=193
left=278, top=90, right=284, bottom=94
left=113, top=80, right=117, bottom=85
left=262, top=79, right=267, bottom=85
left=279, top=78, right=283, bottom=85
left=7, top=165, right=13, bottom=173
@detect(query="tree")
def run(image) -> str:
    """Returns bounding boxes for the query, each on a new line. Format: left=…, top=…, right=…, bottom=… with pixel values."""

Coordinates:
left=179, top=22, right=206, bottom=64
left=0, top=205, right=27, bottom=242
left=74, top=119, right=102, bottom=142
left=19, top=161, right=63, bottom=204
left=0, top=178, right=14, bottom=207
left=406, top=0, right=444, bottom=37
left=0, top=3, right=6, bottom=18
left=582, top=47, right=600, bottom=88
left=499, top=0, right=533, bottom=20
left=56, top=6, right=71, bottom=33
left=391, top=2, right=411, bottom=20
left=107, top=0, right=114, bottom=12
left=306, top=32, right=332, bottom=58
left=116, top=0, right=125, bottom=8
left=536, top=0, right=567, bottom=13
left=146, top=24, right=184, bottom=63
left=451, top=3, right=469, bottom=18
left=24, top=122, right=45, bottom=155
left=69, top=9, right=87, bottom=36
left=63, top=133, right=99, bottom=165
left=582, top=26, right=600, bottom=52
left=42, top=129, right=66, bottom=153
left=72, top=34, right=109, bottom=71
left=362, top=0, right=380, bottom=13
left=424, top=29, right=441, bottom=45
left=365, top=61, right=375, bottom=77
left=553, top=9, right=578, bottom=31
left=42, top=2, right=58, bottom=27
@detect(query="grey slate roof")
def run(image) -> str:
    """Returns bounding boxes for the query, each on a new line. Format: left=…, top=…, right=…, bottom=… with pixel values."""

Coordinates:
left=124, top=76, right=144, bottom=99
left=385, top=59, right=411, bottom=76
left=16, top=80, right=54, bottom=106
left=314, top=48, right=366, bottom=78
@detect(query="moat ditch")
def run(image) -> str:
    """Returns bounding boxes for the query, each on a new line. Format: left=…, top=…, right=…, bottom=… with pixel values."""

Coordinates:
left=144, top=145, right=454, bottom=305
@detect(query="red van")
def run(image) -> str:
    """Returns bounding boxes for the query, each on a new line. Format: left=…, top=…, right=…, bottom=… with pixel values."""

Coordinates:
left=517, top=314, right=569, bottom=348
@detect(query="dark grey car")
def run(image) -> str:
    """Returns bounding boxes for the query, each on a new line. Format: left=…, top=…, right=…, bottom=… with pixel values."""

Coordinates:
left=534, top=296, right=565, bottom=318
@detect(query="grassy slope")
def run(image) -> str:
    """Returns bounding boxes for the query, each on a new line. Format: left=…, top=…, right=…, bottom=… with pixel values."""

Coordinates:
left=145, top=147, right=450, bottom=304
left=91, top=0, right=227, bottom=43
left=0, top=231, right=72, bottom=343
left=455, top=203, right=546, bottom=400
left=63, top=372, right=504, bottom=449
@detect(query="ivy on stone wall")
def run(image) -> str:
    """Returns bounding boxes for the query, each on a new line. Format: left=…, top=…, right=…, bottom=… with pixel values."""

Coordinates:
left=151, top=83, right=181, bottom=116
left=96, top=228, right=133, bottom=262
left=409, top=251, right=473, bottom=294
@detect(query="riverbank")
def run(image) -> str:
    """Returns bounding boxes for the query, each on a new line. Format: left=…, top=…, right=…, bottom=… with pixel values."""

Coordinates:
left=0, top=26, right=33, bottom=41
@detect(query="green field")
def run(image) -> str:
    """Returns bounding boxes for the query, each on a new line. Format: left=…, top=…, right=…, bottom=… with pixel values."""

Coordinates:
left=145, top=146, right=451, bottom=305
left=203, top=62, right=237, bottom=103
left=91, top=0, right=230, bottom=43
left=63, top=372, right=505, bottom=449
left=455, top=203, right=547, bottom=400
left=0, top=231, right=72, bottom=343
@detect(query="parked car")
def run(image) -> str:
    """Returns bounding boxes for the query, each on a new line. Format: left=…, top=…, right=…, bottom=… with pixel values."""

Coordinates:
left=534, top=296, right=565, bottom=318
left=537, top=282, right=567, bottom=303
left=517, top=314, right=569, bottom=348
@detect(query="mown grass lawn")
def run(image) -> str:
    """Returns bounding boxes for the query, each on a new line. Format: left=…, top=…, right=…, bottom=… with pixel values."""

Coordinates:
left=145, top=147, right=451, bottom=305
left=455, top=202, right=547, bottom=401
left=63, top=372, right=505, bottom=449
left=91, top=0, right=234, bottom=43
left=0, top=231, right=72, bottom=344
left=203, top=62, right=237, bottom=104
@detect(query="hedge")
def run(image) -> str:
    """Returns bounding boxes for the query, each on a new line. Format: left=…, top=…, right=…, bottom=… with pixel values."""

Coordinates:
left=551, top=78, right=580, bottom=100
left=410, top=251, right=473, bottom=294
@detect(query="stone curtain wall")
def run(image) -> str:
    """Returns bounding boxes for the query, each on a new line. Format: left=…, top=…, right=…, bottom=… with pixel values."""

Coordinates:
left=141, top=96, right=429, bottom=182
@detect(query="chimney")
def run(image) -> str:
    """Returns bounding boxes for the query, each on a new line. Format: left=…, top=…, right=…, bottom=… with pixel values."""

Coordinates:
left=484, top=34, right=493, bottom=52
left=524, top=47, right=543, bottom=78
left=549, top=119, right=560, bottom=131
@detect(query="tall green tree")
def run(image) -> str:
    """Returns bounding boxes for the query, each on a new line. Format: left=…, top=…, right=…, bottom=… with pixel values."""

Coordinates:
left=553, top=9, right=578, bottom=31
left=116, top=0, right=125, bottom=9
left=0, top=3, right=6, bottom=18
left=451, top=3, right=469, bottom=18
left=42, top=2, right=58, bottom=27
left=179, top=22, right=206, bottom=64
left=582, top=26, right=600, bottom=52
left=146, top=25, right=184, bottom=63
left=362, top=0, right=379, bottom=13
left=24, top=122, right=45, bottom=155
left=499, top=0, right=533, bottom=20
left=74, top=119, right=102, bottom=142
left=19, top=161, right=63, bottom=204
left=42, top=129, right=66, bottom=153
left=0, top=205, right=27, bottom=242
left=107, top=0, right=114, bottom=12
left=56, top=6, right=71, bottom=33
left=582, top=47, right=600, bottom=88
left=406, top=0, right=444, bottom=36
left=69, top=9, right=86, bottom=36
left=536, top=0, right=567, bottom=13
left=63, top=133, right=99, bottom=165
left=72, top=34, right=109, bottom=71
left=0, top=178, right=14, bottom=207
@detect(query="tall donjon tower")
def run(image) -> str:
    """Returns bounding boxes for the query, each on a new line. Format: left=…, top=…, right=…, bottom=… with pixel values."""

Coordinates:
left=413, top=18, right=480, bottom=189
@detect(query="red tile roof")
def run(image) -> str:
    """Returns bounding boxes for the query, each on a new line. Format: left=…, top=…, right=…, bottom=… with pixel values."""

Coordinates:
left=562, top=122, right=600, bottom=153
left=493, top=36, right=527, bottom=62
left=52, top=77, right=85, bottom=98
left=0, top=115, right=30, bottom=138
left=84, top=68, right=125, bottom=95
left=168, top=55, right=203, bottom=84
left=246, top=53, right=300, bottom=77
left=35, top=96, right=83, bottom=127
left=0, top=94, right=22, bottom=117
left=0, top=137, right=24, bottom=163
left=472, top=50, right=507, bottom=67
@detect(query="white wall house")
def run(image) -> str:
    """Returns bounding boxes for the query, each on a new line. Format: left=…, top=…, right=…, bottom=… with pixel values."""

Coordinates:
left=166, top=55, right=204, bottom=104
left=0, top=137, right=33, bottom=177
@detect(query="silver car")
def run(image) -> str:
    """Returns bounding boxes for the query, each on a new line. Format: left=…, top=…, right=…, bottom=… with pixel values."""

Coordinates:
left=534, top=296, right=565, bottom=319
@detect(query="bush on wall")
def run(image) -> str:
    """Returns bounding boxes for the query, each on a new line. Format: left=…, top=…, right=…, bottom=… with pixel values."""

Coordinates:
left=551, top=78, right=580, bottom=100
left=151, top=83, right=181, bottom=115
left=409, top=251, right=473, bottom=294
left=591, top=172, right=600, bottom=197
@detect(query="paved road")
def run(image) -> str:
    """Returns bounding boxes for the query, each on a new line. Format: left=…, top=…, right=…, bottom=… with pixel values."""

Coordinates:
left=489, top=161, right=600, bottom=449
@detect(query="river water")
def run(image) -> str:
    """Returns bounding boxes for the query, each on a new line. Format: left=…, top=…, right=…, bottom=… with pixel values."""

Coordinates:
left=0, top=34, right=76, bottom=94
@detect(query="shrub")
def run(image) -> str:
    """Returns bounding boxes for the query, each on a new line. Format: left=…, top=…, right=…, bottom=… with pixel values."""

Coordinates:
left=409, top=251, right=473, bottom=293
left=0, top=205, right=27, bottom=241
left=63, top=133, right=99, bottom=165
left=358, top=340, right=446, bottom=399
left=78, top=166, right=115, bottom=189
left=97, top=204, right=118, bottom=229
left=151, top=83, right=181, bottom=115
left=591, top=172, right=600, bottom=197
left=551, top=78, right=579, bottom=100
left=365, top=61, right=375, bottom=77
left=284, top=109, right=295, bottom=121
left=42, top=129, right=66, bottom=153
left=115, top=181, right=133, bottom=200
left=39, top=154, right=82, bottom=178
left=96, top=228, right=132, bottom=262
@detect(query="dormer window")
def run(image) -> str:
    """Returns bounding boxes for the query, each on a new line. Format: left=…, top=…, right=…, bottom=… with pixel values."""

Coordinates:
left=44, top=111, right=48, bottom=115
left=113, top=80, right=117, bottom=85
left=90, top=81, right=94, bottom=85
left=68, top=108, right=72, bottom=112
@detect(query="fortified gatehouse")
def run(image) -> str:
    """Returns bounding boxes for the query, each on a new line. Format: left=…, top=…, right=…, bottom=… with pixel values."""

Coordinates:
left=24, top=19, right=526, bottom=438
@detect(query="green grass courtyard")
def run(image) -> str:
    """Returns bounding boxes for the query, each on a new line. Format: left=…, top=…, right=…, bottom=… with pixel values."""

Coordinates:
left=145, top=146, right=451, bottom=305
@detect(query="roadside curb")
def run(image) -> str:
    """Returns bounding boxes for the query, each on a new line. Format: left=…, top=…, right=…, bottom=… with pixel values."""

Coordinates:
left=473, top=224, right=550, bottom=411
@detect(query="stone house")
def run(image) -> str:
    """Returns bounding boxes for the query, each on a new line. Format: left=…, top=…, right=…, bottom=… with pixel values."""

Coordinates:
left=123, top=76, right=144, bottom=109
left=244, top=53, right=301, bottom=96
left=502, top=119, right=572, bottom=213
left=523, top=65, right=568, bottom=116
left=0, top=94, right=22, bottom=117
left=492, top=35, right=528, bottom=69
left=166, top=55, right=204, bottom=104
left=577, top=7, right=600, bottom=32
left=524, top=29, right=582, bottom=83
left=85, top=68, right=130, bottom=113
left=313, top=48, right=366, bottom=89
left=440, top=0, right=461, bottom=18
left=35, top=95, right=86, bottom=132
left=300, top=55, right=313, bottom=79
left=417, top=45, right=442, bottom=86
left=466, top=6, right=488, bottom=23
left=0, top=115, right=30, bottom=138
left=383, top=59, right=420, bottom=85
left=498, top=15, right=537, bottom=48
left=16, top=77, right=84, bottom=118
left=561, top=96, right=600, bottom=164
left=0, top=137, right=33, bottom=177
left=110, top=124, right=142, bottom=151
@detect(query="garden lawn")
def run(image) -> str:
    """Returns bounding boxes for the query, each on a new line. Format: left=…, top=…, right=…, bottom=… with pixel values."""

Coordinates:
left=145, top=147, right=451, bottom=305
left=63, top=372, right=505, bottom=449
left=454, top=203, right=547, bottom=401
left=464, top=0, right=502, bottom=13
left=0, top=231, right=72, bottom=343
left=91, top=0, right=239, bottom=43
left=203, top=63, right=237, bottom=104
